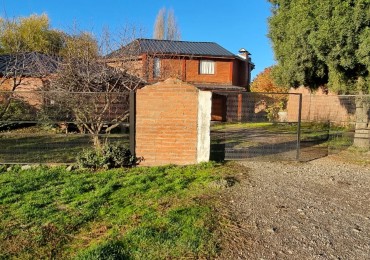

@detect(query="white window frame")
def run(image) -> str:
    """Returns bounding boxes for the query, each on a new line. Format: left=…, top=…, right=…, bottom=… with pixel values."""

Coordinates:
left=199, top=60, right=215, bottom=75
left=153, top=57, right=161, bottom=78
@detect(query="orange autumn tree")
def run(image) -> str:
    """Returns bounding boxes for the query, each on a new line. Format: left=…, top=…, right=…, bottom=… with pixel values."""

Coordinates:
left=251, top=66, right=289, bottom=121
left=251, top=66, right=288, bottom=93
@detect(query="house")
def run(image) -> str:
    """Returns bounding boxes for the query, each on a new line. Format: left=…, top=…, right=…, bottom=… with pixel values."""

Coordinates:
left=106, top=38, right=254, bottom=120
left=0, top=52, right=58, bottom=111
left=0, top=52, right=58, bottom=91
left=0, top=52, right=144, bottom=127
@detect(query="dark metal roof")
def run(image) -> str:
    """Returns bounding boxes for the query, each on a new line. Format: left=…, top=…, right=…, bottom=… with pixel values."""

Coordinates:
left=0, top=52, right=58, bottom=76
left=107, top=38, right=236, bottom=58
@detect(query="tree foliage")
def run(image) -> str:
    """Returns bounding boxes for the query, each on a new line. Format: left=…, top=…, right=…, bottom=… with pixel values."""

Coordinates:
left=0, top=14, right=64, bottom=54
left=0, top=14, right=63, bottom=123
left=153, top=8, right=181, bottom=40
left=251, top=66, right=288, bottom=93
left=268, top=0, right=370, bottom=94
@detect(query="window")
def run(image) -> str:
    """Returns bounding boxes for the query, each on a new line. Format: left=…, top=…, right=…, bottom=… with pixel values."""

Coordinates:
left=199, top=60, right=215, bottom=74
left=153, top=58, right=161, bottom=78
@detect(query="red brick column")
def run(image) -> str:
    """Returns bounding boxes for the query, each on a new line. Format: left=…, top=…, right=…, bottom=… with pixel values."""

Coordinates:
left=135, top=78, right=210, bottom=166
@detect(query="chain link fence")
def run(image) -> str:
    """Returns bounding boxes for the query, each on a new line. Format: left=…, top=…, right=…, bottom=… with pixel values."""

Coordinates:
left=210, top=92, right=368, bottom=162
left=1, top=90, right=368, bottom=164
left=0, top=91, right=130, bottom=164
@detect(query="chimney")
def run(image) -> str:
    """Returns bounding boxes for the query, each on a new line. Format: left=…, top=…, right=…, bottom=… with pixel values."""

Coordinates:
left=238, top=48, right=251, bottom=61
left=238, top=48, right=254, bottom=91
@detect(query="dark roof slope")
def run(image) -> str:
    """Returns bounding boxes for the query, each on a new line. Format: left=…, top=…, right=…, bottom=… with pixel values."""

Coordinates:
left=107, top=38, right=236, bottom=58
left=0, top=52, right=58, bottom=76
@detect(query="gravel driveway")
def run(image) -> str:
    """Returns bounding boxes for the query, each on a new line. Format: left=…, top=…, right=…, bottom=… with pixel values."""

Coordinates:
left=217, top=153, right=370, bottom=259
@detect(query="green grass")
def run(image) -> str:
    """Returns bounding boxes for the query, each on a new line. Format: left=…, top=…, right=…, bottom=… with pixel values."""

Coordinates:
left=211, top=122, right=273, bottom=130
left=0, top=162, right=232, bottom=259
left=0, top=126, right=129, bottom=163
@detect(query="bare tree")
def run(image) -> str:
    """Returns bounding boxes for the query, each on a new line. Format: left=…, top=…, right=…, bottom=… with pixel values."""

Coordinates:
left=153, top=8, right=181, bottom=40
left=47, top=30, right=144, bottom=149
left=166, top=9, right=181, bottom=41
left=0, top=52, right=57, bottom=125
left=153, top=8, right=166, bottom=40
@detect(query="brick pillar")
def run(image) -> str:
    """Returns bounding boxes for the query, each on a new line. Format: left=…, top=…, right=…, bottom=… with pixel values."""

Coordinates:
left=135, top=78, right=211, bottom=166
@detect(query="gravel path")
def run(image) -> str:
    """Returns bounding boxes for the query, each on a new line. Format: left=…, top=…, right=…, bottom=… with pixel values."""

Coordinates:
left=217, top=155, right=370, bottom=259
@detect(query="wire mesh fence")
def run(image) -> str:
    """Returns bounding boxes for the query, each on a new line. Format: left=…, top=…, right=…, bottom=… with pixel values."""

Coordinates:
left=210, top=92, right=301, bottom=161
left=0, top=91, right=130, bottom=164
left=295, top=94, right=361, bottom=160
left=1, top=90, right=368, bottom=164
left=210, top=92, right=367, bottom=162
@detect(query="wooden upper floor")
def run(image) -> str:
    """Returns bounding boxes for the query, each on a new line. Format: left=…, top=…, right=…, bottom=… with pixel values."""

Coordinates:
left=106, top=39, right=254, bottom=89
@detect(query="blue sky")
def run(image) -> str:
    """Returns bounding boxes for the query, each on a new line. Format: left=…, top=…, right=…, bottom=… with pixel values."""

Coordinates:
left=0, top=0, right=275, bottom=80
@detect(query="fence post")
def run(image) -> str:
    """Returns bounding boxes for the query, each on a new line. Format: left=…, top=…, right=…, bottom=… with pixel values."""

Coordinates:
left=296, top=93, right=302, bottom=160
left=129, top=91, right=136, bottom=160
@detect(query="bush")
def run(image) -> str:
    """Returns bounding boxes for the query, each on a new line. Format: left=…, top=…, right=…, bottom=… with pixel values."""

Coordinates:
left=77, top=144, right=136, bottom=169
left=0, top=99, right=38, bottom=131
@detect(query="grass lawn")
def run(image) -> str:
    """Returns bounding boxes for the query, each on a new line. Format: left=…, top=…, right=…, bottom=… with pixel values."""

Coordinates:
left=0, top=162, right=238, bottom=259
left=0, top=126, right=129, bottom=164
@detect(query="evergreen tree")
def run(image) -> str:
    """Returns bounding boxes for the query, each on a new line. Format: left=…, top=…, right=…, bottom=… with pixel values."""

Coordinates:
left=268, top=0, right=370, bottom=94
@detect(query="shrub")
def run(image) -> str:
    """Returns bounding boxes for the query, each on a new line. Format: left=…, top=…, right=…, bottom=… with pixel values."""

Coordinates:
left=77, top=144, right=136, bottom=169
left=0, top=165, right=7, bottom=173
left=0, top=99, right=38, bottom=131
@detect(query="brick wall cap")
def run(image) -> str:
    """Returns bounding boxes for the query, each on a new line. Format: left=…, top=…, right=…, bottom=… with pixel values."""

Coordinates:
left=138, top=78, right=199, bottom=92
left=153, top=78, right=185, bottom=85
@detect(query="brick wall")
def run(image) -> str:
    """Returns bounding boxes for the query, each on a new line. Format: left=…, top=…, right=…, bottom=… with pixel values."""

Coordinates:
left=0, top=77, right=46, bottom=107
left=136, top=78, right=209, bottom=166
left=287, top=86, right=356, bottom=124
left=106, top=59, right=143, bottom=79
left=0, top=77, right=44, bottom=92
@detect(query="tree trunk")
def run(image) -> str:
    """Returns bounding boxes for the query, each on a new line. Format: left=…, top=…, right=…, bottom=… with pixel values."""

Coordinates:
left=92, top=135, right=102, bottom=150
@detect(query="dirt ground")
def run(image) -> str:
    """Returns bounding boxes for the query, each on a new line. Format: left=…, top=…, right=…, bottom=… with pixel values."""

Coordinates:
left=216, top=150, right=370, bottom=260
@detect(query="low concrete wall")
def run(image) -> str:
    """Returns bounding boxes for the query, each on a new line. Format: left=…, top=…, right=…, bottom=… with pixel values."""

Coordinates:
left=197, top=91, right=212, bottom=162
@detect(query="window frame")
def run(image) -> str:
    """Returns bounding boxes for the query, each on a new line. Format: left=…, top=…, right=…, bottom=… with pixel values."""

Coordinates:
left=153, top=57, right=161, bottom=78
left=199, top=60, right=215, bottom=75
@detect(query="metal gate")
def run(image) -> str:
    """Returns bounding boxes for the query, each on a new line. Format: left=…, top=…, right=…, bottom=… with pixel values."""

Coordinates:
left=210, top=91, right=304, bottom=161
left=209, top=91, right=357, bottom=161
